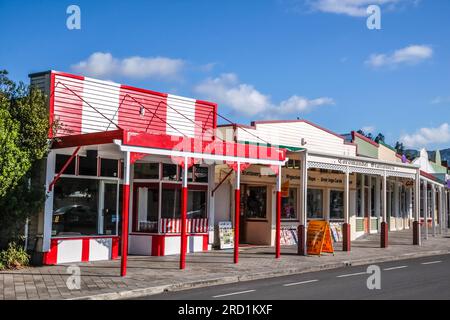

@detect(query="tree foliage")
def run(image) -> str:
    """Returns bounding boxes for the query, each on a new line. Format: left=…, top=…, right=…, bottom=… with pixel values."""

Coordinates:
left=0, top=70, right=51, bottom=244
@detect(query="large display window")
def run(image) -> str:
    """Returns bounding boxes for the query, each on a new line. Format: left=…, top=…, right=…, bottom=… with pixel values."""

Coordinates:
left=282, top=188, right=297, bottom=220
left=330, top=190, right=344, bottom=220
left=307, top=188, right=323, bottom=219
left=241, top=185, right=267, bottom=219
left=52, top=178, right=119, bottom=237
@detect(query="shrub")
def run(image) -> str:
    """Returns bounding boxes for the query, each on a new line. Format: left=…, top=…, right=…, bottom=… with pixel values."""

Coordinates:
left=0, top=242, right=30, bottom=270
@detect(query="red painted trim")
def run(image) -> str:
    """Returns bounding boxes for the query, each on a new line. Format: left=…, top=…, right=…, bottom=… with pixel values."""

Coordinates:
left=42, top=239, right=58, bottom=265
left=51, top=70, right=85, bottom=81
left=421, top=170, right=440, bottom=182
left=50, top=235, right=119, bottom=241
left=234, top=189, right=240, bottom=264
left=48, top=146, right=80, bottom=191
left=51, top=129, right=124, bottom=149
left=120, top=84, right=168, bottom=98
left=352, top=131, right=380, bottom=147
left=111, top=237, right=119, bottom=259
left=121, top=184, right=130, bottom=277
left=202, top=234, right=209, bottom=251
left=81, top=238, right=90, bottom=262
left=179, top=186, right=188, bottom=269
left=49, top=72, right=55, bottom=138
left=275, top=190, right=281, bottom=259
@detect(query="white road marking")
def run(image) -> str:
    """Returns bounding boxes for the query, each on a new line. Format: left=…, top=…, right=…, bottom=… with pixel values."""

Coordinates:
left=383, top=265, right=407, bottom=271
left=212, top=290, right=256, bottom=298
left=337, top=272, right=367, bottom=278
left=421, top=261, right=442, bottom=265
left=283, top=279, right=319, bottom=287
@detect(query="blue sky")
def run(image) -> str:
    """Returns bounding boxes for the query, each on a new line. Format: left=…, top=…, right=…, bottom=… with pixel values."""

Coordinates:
left=1, top=0, right=449, bottom=150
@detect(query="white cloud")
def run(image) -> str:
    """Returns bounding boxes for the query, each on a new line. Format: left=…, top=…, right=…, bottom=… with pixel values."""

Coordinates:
left=400, top=123, right=450, bottom=148
left=194, top=73, right=334, bottom=117
left=366, top=45, right=433, bottom=68
left=431, top=96, right=450, bottom=105
left=72, top=52, right=185, bottom=80
left=362, top=125, right=376, bottom=133
left=305, top=0, right=417, bottom=17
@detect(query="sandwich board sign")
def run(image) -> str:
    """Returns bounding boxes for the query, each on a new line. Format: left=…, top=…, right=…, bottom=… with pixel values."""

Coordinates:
left=306, top=220, right=334, bottom=256
left=218, top=221, right=234, bottom=249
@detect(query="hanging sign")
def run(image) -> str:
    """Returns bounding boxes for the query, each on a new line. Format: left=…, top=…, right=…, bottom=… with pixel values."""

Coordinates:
left=307, top=220, right=334, bottom=256
left=218, top=221, right=234, bottom=249
left=281, top=180, right=290, bottom=197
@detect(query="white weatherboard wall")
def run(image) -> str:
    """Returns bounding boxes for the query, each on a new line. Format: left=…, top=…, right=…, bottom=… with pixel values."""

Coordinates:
left=235, top=121, right=356, bottom=156
left=81, top=77, right=120, bottom=133
left=166, top=94, right=196, bottom=137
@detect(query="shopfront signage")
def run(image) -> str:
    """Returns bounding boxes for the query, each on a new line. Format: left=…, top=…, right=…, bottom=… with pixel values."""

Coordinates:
left=306, top=221, right=334, bottom=256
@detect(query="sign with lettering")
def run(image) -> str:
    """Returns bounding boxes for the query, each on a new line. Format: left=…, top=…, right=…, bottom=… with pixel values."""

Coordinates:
left=307, top=220, right=334, bottom=256
left=218, top=221, right=234, bottom=249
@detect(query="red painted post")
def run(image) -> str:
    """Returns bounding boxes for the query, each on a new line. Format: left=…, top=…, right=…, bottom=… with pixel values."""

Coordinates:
left=297, top=225, right=306, bottom=255
left=180, top=159, right=189, bottom=270
left=120, top=151, right=131, bottom=277
left=275, top=190, right=281, bottom=259
left=180, top=185, right=188, bottom=269
left=381, top=221, right=388, bottom=248
left=342, top=223, right=351, bottom=251
left=234, top=188, right=240, bottom=264
left=413, top=221, right=420, bottom=245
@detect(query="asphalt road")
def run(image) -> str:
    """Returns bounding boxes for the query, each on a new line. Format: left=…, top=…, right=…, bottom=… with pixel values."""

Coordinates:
left=139, top=254, right=450, bottom=300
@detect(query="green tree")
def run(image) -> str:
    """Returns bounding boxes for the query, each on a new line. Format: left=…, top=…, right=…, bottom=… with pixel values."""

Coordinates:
left=374, top=133, right=385, bottom=144
left=395, top=141, right=405, bottom=155
left=0, top=70, right=51, bottom=245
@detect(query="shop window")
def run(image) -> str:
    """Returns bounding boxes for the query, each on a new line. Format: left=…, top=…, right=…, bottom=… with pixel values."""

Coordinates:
left=330, top=190, right=344, bottom=220
left=282, top=188, right=297, bottom=219
left=161, top=187, right=181, bottom=218
left=55, top=154, right=76, bottom=175
left=179, top=166, right=194, bottom=182
left=242, top=186, right=267, bottom=219
left=188, top=190, right=207, bottom=219
left=102, top=183, right=118, bottom=235
left=307, top=189, right=323, bottom=219
left=78, top=154, right=98, bottom=176
left=136, top=187, right=159, bottom=233
left=134, top=163, right=159, bottom=179
left=194, top=165, right=209, bottom=183
left=162, top=163, right=178, bottom=181
left=285, top=159, right=300, bottom=169
left=100, top=158, right=119, bottom=177
left=52, top=178, right=99, bottom=236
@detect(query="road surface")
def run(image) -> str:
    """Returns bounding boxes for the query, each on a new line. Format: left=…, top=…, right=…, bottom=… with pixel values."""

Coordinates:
left=138, top=254, right=450, bottom=300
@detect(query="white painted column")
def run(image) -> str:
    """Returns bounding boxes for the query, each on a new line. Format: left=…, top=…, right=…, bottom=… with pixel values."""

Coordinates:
left=382, top=173, right=387, bottom=224
left=368, top=176, right=372, bottom=231
left=423, top=180, right=428, bottom=240
left=360, top=174, right=365, bottom=218
left=298, top=151, right=308, bottom=255
left=208, top=164, right=216, bottom=245
left=440, top=188, right=442, bottom=233
left=43, top=150, right=56, bottom=252
left=413, top=171, right=421, bottom=245
left=431, top=184, right=436, bottom=237
left=375, top=176, right=381, bottom=231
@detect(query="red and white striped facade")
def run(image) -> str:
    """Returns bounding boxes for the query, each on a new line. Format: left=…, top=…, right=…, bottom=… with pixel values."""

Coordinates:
left=31, top=71, right=216, bottom=139
left=33, top=70, right=287, bottom=267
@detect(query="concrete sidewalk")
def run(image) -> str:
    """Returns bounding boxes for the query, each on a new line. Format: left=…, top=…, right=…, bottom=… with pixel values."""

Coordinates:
left=1, top=230, right=449, bottom=300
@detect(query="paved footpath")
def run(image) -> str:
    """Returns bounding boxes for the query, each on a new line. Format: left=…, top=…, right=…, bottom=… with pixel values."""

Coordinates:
left=1, top=229, right=449, bottom=300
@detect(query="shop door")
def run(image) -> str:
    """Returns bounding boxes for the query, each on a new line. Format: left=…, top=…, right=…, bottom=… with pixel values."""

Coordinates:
left=99, top=181, right=119, bottom=235
left=133, top=183, right=160, bottom=233
left=364, top=189, right=369, bottom=232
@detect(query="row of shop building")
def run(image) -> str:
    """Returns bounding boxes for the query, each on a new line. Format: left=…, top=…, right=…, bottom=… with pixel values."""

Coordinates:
left=25, top=70, right=450, bottom=275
